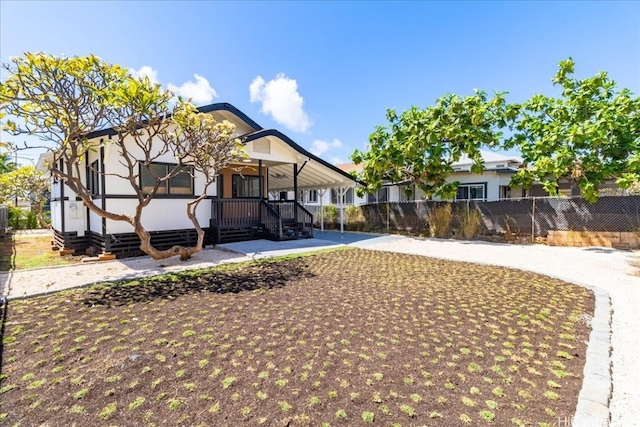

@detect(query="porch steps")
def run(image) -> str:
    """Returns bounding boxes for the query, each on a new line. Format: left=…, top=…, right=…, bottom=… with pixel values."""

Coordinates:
left=282, top=222, right=312, bottom=239
left=213, top=222, right=311, bottom=244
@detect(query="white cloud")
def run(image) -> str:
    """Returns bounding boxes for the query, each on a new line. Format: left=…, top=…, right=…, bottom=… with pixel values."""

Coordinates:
left=310, top=138, right=343, bottom=156
left=129, top=67, right=218, bottom=106
left=131, top=66, right=159, bottom=84
left=249, top=73, right=311, bottom=132
left=168, top=74, right=218, bottom=105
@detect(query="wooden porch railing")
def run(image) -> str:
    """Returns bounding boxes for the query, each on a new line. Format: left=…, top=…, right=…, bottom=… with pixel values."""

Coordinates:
left=211, top=199, right=262, bottom=228
left=269, top=200, right=314, bottom=238
left=260, top=201, right=283, bottom=240
left=211, top=199, right=313, bottom=241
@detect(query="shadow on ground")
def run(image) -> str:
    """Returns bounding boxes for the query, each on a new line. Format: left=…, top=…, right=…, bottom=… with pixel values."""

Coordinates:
left=82, top=257, right=315, bottom=307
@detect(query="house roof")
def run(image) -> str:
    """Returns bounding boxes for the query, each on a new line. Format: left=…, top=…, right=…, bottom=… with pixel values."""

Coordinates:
left=334, top=150, right=522, bottom=176
left=335, top=163, right=363, bottom=173
left=453, top=150, right=523, bottom=167
left=199, top=104, right=358, bottom=190
left=37, top=102, right=359, bottom=191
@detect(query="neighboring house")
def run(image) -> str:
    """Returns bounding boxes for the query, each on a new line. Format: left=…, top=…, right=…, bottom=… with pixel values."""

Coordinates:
left=299, top=151, right=527, bottom=211
left=37, top=103, right=357, bottom=256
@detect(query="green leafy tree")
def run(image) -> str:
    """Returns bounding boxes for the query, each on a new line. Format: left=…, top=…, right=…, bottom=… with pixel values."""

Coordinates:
left=0, top=52, right=244, bottom=260
left=0, top=165, right=50, bottom=228
left=506, top=58, right=640, bottom=202
left=351, top=90, right=509, bottom=199
left=0, top=142, right=16, bottom=173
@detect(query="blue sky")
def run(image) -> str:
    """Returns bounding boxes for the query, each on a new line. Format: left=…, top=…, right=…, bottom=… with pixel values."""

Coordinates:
left=1, top=1, right=639, bottom=166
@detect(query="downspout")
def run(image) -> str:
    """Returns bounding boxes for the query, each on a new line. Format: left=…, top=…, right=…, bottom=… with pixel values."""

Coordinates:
left=59, top=158, right=65, bottom=237
left=100, top=144, right=107, bottom=252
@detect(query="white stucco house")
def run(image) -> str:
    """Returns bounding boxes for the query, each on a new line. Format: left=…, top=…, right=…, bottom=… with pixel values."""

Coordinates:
left=37, top=103, right=358, bottom=256
left=295, top=151, right=527, bottom=211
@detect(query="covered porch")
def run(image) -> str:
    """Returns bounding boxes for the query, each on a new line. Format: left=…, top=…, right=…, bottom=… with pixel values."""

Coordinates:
left=209, top=129, right=358, bottom=244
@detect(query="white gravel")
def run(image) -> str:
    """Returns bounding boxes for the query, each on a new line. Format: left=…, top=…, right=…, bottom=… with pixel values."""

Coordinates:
left=1, top=234, right=639, bottom=426
left=0, top=248, right=251, bottom=299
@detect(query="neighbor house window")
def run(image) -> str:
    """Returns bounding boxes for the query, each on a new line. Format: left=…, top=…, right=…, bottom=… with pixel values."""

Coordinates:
left=367, top=187, right=389, bottom=203
left=499, top=185, right=511, bottom=199
left=331, top=188, right=354, bottom=205
left=456, top=184, right=485, bottom=201
left=87, top=160, right=100, bottom=196
left=232, top=175, right=262, bottom=198
left=307, top=189, right=318, bottom=204
left=140, top=163, right=193, bottom=195
left=398, top=185, right=416, bottom=202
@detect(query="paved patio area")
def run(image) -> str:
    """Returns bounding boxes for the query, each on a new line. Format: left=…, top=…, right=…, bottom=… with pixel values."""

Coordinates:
left=217, top=230, right=393, bottom=257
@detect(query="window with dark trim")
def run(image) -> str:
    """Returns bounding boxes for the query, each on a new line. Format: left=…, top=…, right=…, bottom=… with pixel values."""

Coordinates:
left=331, top=188, right=354, bottom=205
left=499, top=185, right=511, bottom=200
left=216, top=174, right=224, bottom=197
left=87, top=160, right=100, bottom=196
left=140, top=163, right=193, bottom=195
left=307, top=189, right=318, bottom=204
left=455, top=183, right=486, bottom=201
left=399, top=185, right=415, bottom=202
left=232, top=175, right=262, bottom=198
left=368, top=187, right=389, bottom=203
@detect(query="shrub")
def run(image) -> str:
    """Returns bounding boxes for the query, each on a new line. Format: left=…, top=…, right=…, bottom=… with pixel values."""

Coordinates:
left=456, top=207, right=482, bottom=239
left=321, top=205, right=338, bottom=228
left=427, top=204, right=452, bottom=238
left=345, top=205, right=366, bottom=231
left=25, top=210, right=39, bottom=229
left=8, top=205, right=23, bottom=229
left=503, top=215, right=520, bottom=240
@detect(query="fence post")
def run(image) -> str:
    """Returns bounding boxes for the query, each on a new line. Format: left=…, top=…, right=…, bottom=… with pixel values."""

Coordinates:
left=531, top=197, right=536, bottom=243
left=386, top=202, right=390, bottom=234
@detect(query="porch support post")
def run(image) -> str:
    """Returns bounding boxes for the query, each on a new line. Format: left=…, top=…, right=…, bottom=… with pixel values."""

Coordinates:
left=339, top=187, right=347, bottom=235
left=258, top=160, right=263, bottom=200
left=318, top=188, right=326, bottom=233
left=293, top=163, right=298, bottom=221
left=258, top=160, right=263, bottom=223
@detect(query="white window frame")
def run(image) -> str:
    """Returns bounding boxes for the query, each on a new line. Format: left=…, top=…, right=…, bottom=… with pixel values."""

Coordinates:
left=307, top=189, right=318, bottom=204
left=455, top=183, right=486, bottom=201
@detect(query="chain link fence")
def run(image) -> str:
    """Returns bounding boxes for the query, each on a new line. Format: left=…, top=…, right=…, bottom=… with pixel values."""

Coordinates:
left=306, top=195, right=640, bottom=249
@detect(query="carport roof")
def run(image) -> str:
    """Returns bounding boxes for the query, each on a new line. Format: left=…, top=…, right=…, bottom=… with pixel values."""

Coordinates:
left=241, top=129, right=359, bottom=191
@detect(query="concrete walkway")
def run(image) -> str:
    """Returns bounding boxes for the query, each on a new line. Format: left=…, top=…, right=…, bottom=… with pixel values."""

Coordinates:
left=2, top=231, right=639, bottom=426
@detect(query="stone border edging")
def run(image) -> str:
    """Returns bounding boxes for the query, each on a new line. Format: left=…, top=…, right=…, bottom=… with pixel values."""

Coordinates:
left=573, top=285, right=612, bottom=427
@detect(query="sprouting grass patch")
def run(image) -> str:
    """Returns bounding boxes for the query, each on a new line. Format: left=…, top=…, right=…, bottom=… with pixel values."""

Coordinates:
left=0, top=248, right=592, bottom=425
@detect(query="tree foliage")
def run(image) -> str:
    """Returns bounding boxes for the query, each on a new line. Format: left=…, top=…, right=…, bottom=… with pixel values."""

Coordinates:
left=351, top=90, right=509, bottom=199
left=353, top=59, right=639, bottom=203
left=506, top=58, right=640, bottom=202
left=0, top=52, right=244, bottom=260
left=0, top=165, right=50, bottom=227
left=0, top=142, right=16, bottom=173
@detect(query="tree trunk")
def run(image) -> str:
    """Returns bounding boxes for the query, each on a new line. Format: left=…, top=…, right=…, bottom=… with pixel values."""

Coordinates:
left=135, top=195, right=207, bottom=261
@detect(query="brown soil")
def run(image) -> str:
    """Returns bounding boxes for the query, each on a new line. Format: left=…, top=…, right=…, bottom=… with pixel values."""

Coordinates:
left=0, top=248, right=593, bottom=426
